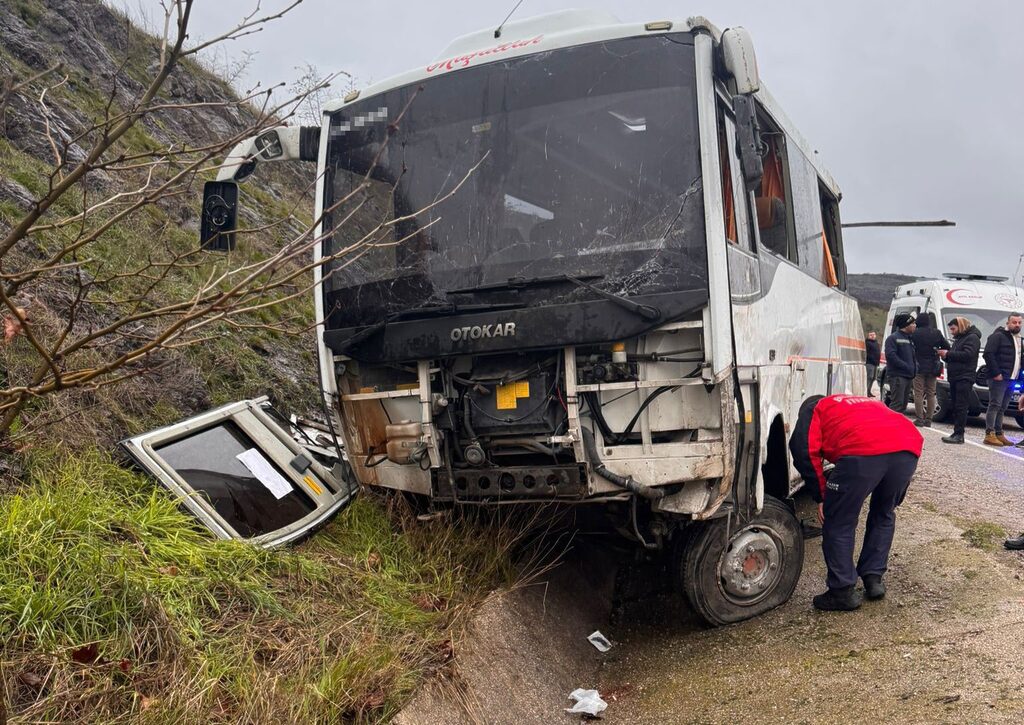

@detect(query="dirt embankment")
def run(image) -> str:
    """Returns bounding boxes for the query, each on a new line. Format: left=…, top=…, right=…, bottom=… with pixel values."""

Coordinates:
left=396, top=555, right=615, bottom=724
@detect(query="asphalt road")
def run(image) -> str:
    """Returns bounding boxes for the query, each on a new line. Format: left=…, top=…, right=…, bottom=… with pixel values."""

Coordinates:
left=594, top=410, right=1024, bottom=724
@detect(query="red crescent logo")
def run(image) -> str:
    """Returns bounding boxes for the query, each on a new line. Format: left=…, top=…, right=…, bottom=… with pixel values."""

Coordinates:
left=945, top=288, right=982, bottom=305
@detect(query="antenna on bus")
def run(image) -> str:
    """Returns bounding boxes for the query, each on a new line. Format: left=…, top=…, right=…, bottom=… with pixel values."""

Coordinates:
left=494, top=0, right=525, bottom=38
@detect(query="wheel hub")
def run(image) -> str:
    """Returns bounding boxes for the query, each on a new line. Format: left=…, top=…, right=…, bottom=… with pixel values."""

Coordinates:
left=720, top=527, right=782, bottom=601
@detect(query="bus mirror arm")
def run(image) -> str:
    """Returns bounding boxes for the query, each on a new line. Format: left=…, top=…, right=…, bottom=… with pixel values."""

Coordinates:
left=202, top=126, right=320, bottom=250
left=732, top=94, right=764, bottom=192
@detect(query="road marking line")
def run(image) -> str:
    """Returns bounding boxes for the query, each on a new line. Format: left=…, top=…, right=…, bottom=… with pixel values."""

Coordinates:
left=921, top=426, right=1024, bottom=461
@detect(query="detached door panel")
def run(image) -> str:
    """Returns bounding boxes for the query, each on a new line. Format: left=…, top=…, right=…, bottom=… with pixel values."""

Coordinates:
left=121, top=398, right=355, bottom=547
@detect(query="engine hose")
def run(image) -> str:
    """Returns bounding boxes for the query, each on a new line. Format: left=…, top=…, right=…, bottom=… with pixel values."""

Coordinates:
left=486, top=438, right=557, bottom=455
left=581, top=427, right=665, bottom=500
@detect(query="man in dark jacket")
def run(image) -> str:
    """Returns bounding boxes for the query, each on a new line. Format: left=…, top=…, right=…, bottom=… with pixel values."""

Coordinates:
left=790, top=394, right=923, bottom=611
left=865, top=331, right=881, bottom=397
left=910, top=312, right=949, bottom=427
left=884, top=314, right=917, bottom=413
left=981, top=312, right=1023, bottom=446
left=939, top=316, right=982, bottom=444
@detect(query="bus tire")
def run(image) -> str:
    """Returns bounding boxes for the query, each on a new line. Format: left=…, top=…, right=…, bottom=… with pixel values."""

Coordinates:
left=676, top=496, right=804, bottom=626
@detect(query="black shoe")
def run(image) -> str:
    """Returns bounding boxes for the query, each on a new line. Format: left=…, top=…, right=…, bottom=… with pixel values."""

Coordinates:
left=812, top=586, right=863, bottom=611
left=1005, top=536, right=1024, bottom=551
left=913, top=418, right=927, bottom=427
left=862, top=574, right=886, bottom=600
left=924, top=420, right=932, bottom=427
left=942, top=433, right=965, bottom=444
left=1016, top=440, right=1024, bottom=448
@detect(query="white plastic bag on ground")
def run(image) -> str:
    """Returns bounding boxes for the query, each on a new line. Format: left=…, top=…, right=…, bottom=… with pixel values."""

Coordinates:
left=565, top=688, right=608, bottom=716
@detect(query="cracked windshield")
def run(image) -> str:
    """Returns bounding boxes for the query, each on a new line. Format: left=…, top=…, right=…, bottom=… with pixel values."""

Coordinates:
left=321, top=34, right=707, bottom=329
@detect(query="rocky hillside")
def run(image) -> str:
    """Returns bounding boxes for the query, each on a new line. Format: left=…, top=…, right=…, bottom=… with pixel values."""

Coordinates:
left=847, top=272, right=919, bottom=333
left=846, top=273, right=918, bottom=308
left=0, top=0, right=319, bottom=453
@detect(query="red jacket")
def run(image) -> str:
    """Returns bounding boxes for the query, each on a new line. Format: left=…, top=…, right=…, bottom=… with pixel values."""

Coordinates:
left=789, top=394, right=923, bottom=501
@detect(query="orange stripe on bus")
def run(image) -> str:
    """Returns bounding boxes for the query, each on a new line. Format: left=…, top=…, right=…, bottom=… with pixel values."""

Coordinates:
left=837, top=336, right=866, bottom=350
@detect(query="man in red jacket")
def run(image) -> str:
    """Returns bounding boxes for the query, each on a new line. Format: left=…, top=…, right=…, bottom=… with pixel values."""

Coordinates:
left=789, top=394, right=923, bottom=611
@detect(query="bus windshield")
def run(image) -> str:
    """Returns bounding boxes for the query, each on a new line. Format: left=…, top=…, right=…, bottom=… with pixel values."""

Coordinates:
left=320, top=33, right=707, bottom=331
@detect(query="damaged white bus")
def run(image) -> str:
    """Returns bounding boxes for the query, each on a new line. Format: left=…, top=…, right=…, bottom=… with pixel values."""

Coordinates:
left=191, top=10, right=864, bottom=624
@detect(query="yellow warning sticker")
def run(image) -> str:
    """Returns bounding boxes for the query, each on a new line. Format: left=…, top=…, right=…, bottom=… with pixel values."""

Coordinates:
left=303, top=475, right=323, bottom=495
left=496, top=381, right=531, bottom=410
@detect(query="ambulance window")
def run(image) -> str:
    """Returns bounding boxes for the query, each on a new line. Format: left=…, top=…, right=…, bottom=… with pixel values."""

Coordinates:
left=891, top=306, right=920, bottom=333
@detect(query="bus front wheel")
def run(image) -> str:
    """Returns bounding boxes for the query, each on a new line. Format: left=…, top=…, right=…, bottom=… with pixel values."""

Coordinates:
left=674, top=496, right=804, bottom=626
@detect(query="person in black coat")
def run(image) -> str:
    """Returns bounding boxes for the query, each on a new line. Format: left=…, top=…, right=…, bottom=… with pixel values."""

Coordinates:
left=939, top=316, right=982, bottom=443
left=865, top=331, right=881, bottom=397
left=884, top=313, right=917, bottom=413
left=910, top=312, right=950, bottom=426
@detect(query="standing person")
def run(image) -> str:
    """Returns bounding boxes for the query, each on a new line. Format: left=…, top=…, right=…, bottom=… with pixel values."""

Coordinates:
left=884, top=314, right=917, bottom=413
left=865, top=331, right=881, bottom=397
left=789, top=394, right=923, bottom=611
left=981, top=312, right=1023, bottom=446
left=910, top=312, right=949, bottom=427
left=938, top=317, right=981, bottom=444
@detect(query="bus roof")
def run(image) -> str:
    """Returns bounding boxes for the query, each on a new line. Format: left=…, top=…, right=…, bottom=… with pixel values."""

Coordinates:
left=322, top=9, right=841, bottom=198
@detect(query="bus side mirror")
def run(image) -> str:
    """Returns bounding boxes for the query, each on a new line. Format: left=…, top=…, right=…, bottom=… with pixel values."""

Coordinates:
left=200, top=180, right=238, bottom=251
left=732, top=95, right=763, bottom=191
left=721, top=27, right=760, bottom=95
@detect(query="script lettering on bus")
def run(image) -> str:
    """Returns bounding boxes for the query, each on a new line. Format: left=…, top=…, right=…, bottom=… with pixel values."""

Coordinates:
left=426, top=36, right=544, bottom=74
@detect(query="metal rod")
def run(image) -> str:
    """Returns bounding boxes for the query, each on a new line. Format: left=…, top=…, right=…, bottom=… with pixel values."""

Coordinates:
left=841, top=220, right=956, bottom=228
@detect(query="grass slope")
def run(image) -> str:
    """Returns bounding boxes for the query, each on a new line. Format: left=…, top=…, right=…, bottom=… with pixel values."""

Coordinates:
left=0, top=449, right=521, bottom=723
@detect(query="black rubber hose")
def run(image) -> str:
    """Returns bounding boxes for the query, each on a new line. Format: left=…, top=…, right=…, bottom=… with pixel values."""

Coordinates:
left=617, top=385, right=680, bottom=441
left=581, top=427, right=665, bottom=500
left=583, top=391, right=617, bottom=441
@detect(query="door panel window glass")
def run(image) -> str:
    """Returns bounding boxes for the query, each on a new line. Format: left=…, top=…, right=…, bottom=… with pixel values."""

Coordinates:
left=154, top=421, right=316, bottom=538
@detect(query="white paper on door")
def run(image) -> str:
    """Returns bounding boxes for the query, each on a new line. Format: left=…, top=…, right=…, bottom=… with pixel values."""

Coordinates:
left=236, top=447, right=293, bottom=499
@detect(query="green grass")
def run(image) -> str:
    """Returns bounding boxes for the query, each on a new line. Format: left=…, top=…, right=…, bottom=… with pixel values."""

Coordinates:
left=860, top=303, right=888, bottom=335
left=0, top=449, right=524, bottom=723
left=959, top=520, right=1007, bottom=551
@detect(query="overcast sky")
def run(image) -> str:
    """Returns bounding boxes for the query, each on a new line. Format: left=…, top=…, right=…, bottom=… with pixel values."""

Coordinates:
left=140, top=1, right=1024, bottom=279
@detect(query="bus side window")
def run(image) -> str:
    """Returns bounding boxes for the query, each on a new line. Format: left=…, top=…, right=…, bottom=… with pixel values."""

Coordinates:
left=753, top=114, right=795, bottom=262
left=820, top=185, right=844, bottom=289
left=716, top=104, right=755, bottom=252
left=787, top=144, right=830, bottom=284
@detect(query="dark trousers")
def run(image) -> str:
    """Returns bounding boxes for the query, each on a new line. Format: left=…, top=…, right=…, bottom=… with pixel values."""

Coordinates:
left=985, top=378, right=1011, bottom=433
left=888, top=375, right=912, bottom=413
left=949, top=379, right=971, bottom=435
left=866, top=364, right=878, bottom=395
left=822, top=452, right=918, bottom=590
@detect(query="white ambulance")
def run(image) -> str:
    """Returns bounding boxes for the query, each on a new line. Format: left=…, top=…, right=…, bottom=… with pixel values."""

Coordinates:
left=883, top=273, right=1024, bottom=426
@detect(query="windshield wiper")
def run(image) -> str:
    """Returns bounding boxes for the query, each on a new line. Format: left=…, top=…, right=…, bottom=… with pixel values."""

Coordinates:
left=447, top=274, right=662, bottom=322
left=333, top=301, right=523, bottom=350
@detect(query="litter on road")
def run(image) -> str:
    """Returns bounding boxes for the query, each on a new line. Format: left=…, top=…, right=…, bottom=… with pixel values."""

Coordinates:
left=587, top=631, right=613, bottom=652
left=565, top=688, right=608, bottom=716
